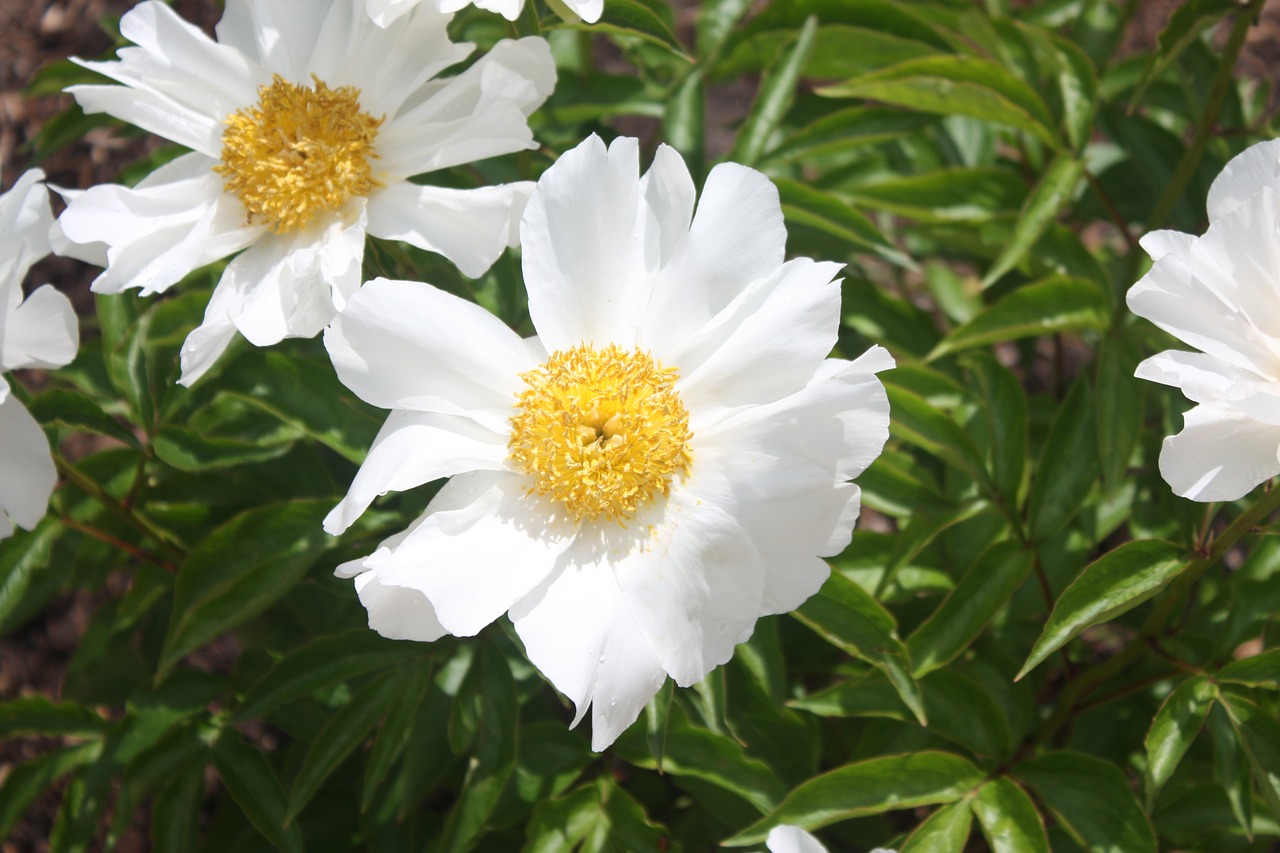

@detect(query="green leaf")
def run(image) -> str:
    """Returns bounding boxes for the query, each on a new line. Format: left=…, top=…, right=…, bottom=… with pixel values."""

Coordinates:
left=1018, top=540, right=1185, bottom=680
left=286, top=672, right=400, bottom=822
left=1016, top=751, right=1157, bottom=853
left=763, top=106, right=936, bottom=165
left=523, top=784, right=600, bottom=853
left=234, top=630, right=411, bottom=722
left=152, top=424, right=292, bottom=471
left=159, top=500, right=332, bottom=676
left=0, top=519, right=66, bottom=633
left=1027, top=376, right=1097, bottom=543
left=1218, top=690, right=1280, bottom=824
left=967, top=353, right=1029, bottom=507
left=437, top=644, right=519, bottom=853
left=0, top=696, right=105, bottom=739
left=27, top=388, right=144, bottom=451
left=884, top=384, right=987, bottom=481
left=729, top=15, right=817, bottom=166
left=696, top=0, right=753, bottom=63
left=1144, top=675, right=1214, bottom=808
left=920, top=670, right=1013, bottom=759
left=212, top=730, right=303, bottom=853
left=1095, top=334, right=1146, bottom=491
left=849, top=167, right=1028, bottom=224
left=793, top=571, right=924, bottom=724
left=775, top=179, right=904, bottom=264
left=1132, top=0, right=1239, bottom=108
left=0, top=742, right=101, bottom=839
left=930, top=276, right=1107, bottom=359
left=900, top=801, right=973, bottom=853
left=725, top=751, right=985, bottom=845
left=663, top=69, right=704, bottom=178
left=1218, top=649, right=1280, bottom=689
left=972, top=777, right=1050, bottom=853
left=362, top=664, right=432, bottom=813
left=570, top=0, right=690, bottom=59
left=149, top=757, right=206, bottom=853
left=819, top=56, right=1058, bottom=146
left=1206, top=701, right=1254, bottom=836
left=982, top=154, right=1085, bottom=287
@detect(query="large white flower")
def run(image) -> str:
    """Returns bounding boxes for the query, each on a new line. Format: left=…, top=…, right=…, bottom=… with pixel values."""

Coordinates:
left=366, top=0, right=602, bottom=26
left=55, top=0, right=555, bottom=385
left=325, top=135, right=893, bottom=750
left=1128, top=138, right=1280, bottom=501
left=0, top=170, right=79, bottom=539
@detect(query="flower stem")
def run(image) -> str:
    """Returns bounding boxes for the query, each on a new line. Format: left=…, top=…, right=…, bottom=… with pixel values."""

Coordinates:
left=54, top=452, right=187, bottom=560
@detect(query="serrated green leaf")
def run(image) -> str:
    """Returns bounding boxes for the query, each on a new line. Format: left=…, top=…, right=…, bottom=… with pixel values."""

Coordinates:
left=930, top=276, right=1107, bottom=359
left=212, top=730, right=303, bottom=853
left=982, top=154, right=1085, bottom=287
left=725, top=751, right=984, bottom=845
left=1144, top=675, right=1214, bottom=808
left=793, top=572, right=924, bottom=724
left=900, top=800, right=973, bottom=852
left=1016, top=751, right=1157, bottom=853
left=1018, top=540, right=1185, bottom=680
left=159, top=500, right=332, bottom=675
left=729, top=15, right=816, bottom=166
left=819, top=55, right=1058, bottom=146
left=286, top=672, right=400, bottom=822
left=972, top=777, right=1050, bottom=853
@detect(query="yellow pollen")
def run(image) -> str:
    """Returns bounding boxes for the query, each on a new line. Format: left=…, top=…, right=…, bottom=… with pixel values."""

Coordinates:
left=215, top=74, right=384, bottom=233
left=508, top=344, right=693, bottom=523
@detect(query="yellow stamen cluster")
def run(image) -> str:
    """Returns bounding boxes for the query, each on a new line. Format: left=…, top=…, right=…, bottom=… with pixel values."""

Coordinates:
left=509, top=344, right=693, bottom=523
left=215, top=74, right=384, bottom=233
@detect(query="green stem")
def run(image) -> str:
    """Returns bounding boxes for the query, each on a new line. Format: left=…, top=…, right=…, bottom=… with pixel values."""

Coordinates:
left=54, top=453, right=187, bottom=560
left=1035, top=483, right=1280, bottom=746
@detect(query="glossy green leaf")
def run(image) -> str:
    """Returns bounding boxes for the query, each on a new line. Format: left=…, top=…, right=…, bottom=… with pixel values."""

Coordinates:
left=1206, top=701, right=1254, bottom=836
left=1027, top=376, right=1097, bottom=543
left=570, top=0, right=690, bottom=59
left=930, top=276, right=1107, bottom=358
left=663, top=69, right=704, bottom=178
left=968, top=353, right=1029, bottom=507
left=0, top=696, right=105, bottom=740
left=972, top=777, right=1050, bottom=853
left=361, top=664, right=433, bottom=814
left=763, top=107, right=936, bottom=165
left=1018, top=540, right=1185, bottom=679
left=152, top=424, right=292, bottom=472
left=1144, top=675, right=1214, bottom=808
left=212, top=730, right=303, bottom=853
left=793, top=571, right=924, bottom=724
left=900, top=801, right=973, bottom=853
left=1095, top=334, right=1146, bottom=490
left=27, top=388, right=144, bottom=451
left=0, top=519, right=66, bottom=634
left=1132, top=0, right=1239, bottom=107
left=149, top=757, right=206, bottom=853
left=1218, top=649, right=1280, bottom=689
left=775, top=179, right=903, bottom=262
left=884, top=384, right=987, bottom=481
left=819, top=56, right=1058, bottom=146
left=159, top=500, right=332, bottom=676
left=1218, top=690, right=1280, bottom=823
left=1016, top=751, right=1157, bottom=853
left=725, top=751, right=985, bottom=845
left=729, top=15, right=816, bottom=166
left=982, top=154, right=1085, bottom=286
left=850, top=167, right=1027, bottom=224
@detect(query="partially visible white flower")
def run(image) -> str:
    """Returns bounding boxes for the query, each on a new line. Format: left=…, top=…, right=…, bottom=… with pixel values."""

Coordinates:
left=325, top=135, right=892, bottom=750
left=55, top=0, right=555, bottom=385
left=764, top=826, right=829, bottom=853
left=366, top=0, right=602, bottom=26
left=0, top=170, right=79, bottom=539
left=1128, top=139, right=1280, bottom=501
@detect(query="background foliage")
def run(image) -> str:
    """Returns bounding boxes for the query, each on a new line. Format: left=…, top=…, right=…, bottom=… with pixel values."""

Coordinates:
left=4, top=0, right=1280, bottom=850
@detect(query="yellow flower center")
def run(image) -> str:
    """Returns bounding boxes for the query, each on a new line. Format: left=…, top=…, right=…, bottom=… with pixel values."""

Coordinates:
left=215, top=74, right=384, bottom=233
left=508, top=344, right=693, bottom=523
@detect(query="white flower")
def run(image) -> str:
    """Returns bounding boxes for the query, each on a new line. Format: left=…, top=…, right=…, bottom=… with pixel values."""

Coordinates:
left=365, top=0, right=602, bottom=26
left=0, top=170, right=79, bottom=539
left=325, top=135, right=892, bottom=750
left=54, top=0, right=555, bottom=385
left=764, top=826, right=829, bottom=853
left=1128, top=138, right=1280, bottom=501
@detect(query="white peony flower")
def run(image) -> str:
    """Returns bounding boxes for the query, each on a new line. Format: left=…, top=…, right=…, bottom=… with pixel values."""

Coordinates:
left=55, top=0, right=555, bottom=385
left=365, top=0, right=602, bottom=26
left=0, top=170, right=79, bottom=539
left=1128, top=138, right=1280, bottom=501
left=325, top=135, right=893, bottom=750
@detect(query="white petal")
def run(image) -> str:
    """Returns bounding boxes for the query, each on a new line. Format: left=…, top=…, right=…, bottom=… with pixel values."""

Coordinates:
left=365, top=0, right=425, bottom=27
left=214, top=0, right=329, bottom=82
left=639, top=144, right=695, bottom=266
left=1134, top=350, right=1261, bottom=404
left=2, top=285, right=78, bottom=372
left=364, top=471, right=577, bottom=636
left=355, top=572, right=448, bottom=642
left=366, top=181, right=530, bottom=278
left=767, top=826, right=830, bottom=853
left=1207, top=138, right=1280, bottom=223
left=0, top=394, right=56, bottom=536
left=376, top=37, right=554, bottom=178
left=55, top=153, right=261, bottom=296
left=605, top=488, right=765, bottom=687
left=665, top=258, right=843, bottom=412
left=562, top=0, right=603, bottom=22
left=324, top=277, right=539, bottom=432
left=0, top=169, right=53, bottom=262
left=1159, top=403, right=1280, bottom=501
left=642, top=162, right=787, bottom=347
left=324, top=410, right=508, bottom=534
left=510, top=541, right=666, bottom=750
left=177, top=279, right=241, bottom=387
left=521, top=135, right=651, bottom=350
left=1138, top=229, right=1194, bottom=262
